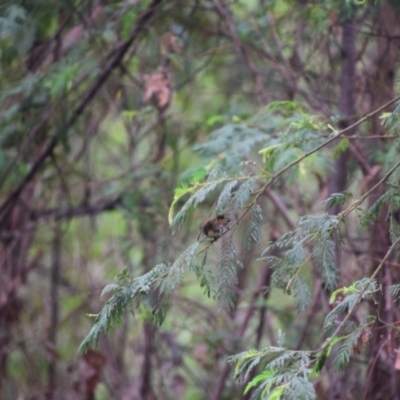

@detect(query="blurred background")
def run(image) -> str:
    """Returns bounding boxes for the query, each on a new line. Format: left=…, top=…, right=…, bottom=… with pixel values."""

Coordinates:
left=1, top=0, right=400, bottom=399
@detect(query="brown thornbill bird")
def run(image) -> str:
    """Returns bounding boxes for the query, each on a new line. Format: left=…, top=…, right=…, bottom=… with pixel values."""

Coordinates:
left=200, top=215, right=231, bottom=242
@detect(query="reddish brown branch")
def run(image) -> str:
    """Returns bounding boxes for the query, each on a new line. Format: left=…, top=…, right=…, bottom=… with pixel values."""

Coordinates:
left=0, top=197, right=121, bottom=240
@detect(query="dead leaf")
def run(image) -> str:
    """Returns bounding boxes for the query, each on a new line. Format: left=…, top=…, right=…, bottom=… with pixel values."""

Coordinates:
left=79, top=349, right=106, bottom=395
left=143, top=67, right=171, bottom=110
left=161, top=32, right=183, bottom=55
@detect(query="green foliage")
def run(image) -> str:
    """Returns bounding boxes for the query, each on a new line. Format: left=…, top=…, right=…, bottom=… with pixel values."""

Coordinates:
left=389, top=284, right=400, bottom=297
left=231, top=342, right=316, bottom=400
left=359, top=187, right=400, bottom=247
left=332, top=138, right=349, bottom=159
left=217, top=179, right=239, bottom=211
left=6, top=0, right=400, bottom=398
left=80, top=86, right=399, bottom=398
left=169, top=179, right=219, bottom=226
left=0, top=5, right=33, bottom=59
left=193, top=122, right=270, bottom=173
left=193, top=246, right=214, bottom=297
left=324, top=191, right=353, bottom=209
left=291, top=276, right=312, bottom=312
left=324, top=279, right=378, bottom=332
left=261, top=214, right=339, bottom=309
left=82, top=100, right=344, bottom=353
left=242, top=204, right=263, bottom=253
left=215, top=238, right=243, bottom=311
left=80, top=235, right=244, bottom=350
left=311, top=336, right=343, bottom=374
left=360, top=191, right=391, bottom=228
left=382, top=100, right=400, bottom=129
left=332, top=326, right=364, bottom=371
left=160, top=242, right=199, bottom=293
left=79, top=263, right=169, bottom=353
left=232, top=177, right=257, bottom=217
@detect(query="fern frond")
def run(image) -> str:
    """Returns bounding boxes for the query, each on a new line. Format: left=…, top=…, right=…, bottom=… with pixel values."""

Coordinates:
left=324, top=191, right=353, bottom=209
left=242, top=221, right=260, bottom=253
left=390, top=215, right=400, bottom=244
left=171, top=181, right=220, bottom=227
left=214, top=238, right=242, bottom=311
left=101, top=283, right=121, bottom=297
left=217, top=179, right=238, bottom=210
left=242, top=205, right=263, bottom=253
left=332, top=326, right=364, bottom=371
left=232, top=177, right=257, bottom=217
left=292, top=275, right=311, bottom=311
left=312, top=237, right=336, bottom=290
left=193, top=123, right=270, bottom=168
left=285, top=377, right=316, bottom=400
left=233, top=341, right=316, bottom=400
left=160, top=242, right=199, bottom=293
left=324, top=293, right=362, bottom=332
left=389, top=284, right=400, bottom=297
left=360, top=190, right=391, bottom=228
left=79, top=263, right=169, bottom=353
left=192, top=246, right=214, bottom=297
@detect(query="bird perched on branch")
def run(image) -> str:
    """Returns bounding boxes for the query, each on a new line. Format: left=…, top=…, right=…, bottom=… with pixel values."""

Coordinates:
left=200, top=214, right=231, bottom=242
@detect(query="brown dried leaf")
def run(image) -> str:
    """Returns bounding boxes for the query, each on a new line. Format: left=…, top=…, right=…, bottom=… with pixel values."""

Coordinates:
left=79, top=349, right=106, bottom=394
left=162, top=32, right=183, bottom=54
left=82, top=349, right=106, bottom=373
left=143, top=68, right=171, bottom=109
left=355, top=327, right=371, bottom=354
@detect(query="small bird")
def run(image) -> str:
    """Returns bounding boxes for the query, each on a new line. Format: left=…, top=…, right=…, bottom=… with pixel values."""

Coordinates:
left=200, top=214, right=231, bottom=242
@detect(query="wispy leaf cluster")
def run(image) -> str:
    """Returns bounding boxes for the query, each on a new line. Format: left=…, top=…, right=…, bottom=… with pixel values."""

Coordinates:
left=231, top=343, right=315, bottom=400
left=79, top=263, right=169, bottom=353
left=324, top=191, right=353, bottom=209
left=242, top=204, right=263, bottom=253
left=80, top=235, right=244, bottom=352
left=170, top=171, right=259, bottom=229
left=360, top=187, right=400, bottom=244
left=159, top=242, right=199, bottom=293
left=324, top=278, right=378, bottom=332
left=331, top=326, right=365, bottom=371
left=215, top=238, right=243, bottom=311
left=193, top=123, right=270, bottom=173
left=260, top=214, right=339, bottom=310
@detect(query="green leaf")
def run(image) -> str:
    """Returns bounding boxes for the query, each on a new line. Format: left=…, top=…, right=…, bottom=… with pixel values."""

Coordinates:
left=292, top=275, right=311, bottom=311
left=312, top=336, right=344, bottom=374
left=268, top=386, right=285, bottom=400
left=324, top=191, right=353, bottom=209
left=206, top=114, right=225, bottom=126
left=168, top=183, right=190, bottom=224
left=332, top=138, right=349, bottom=159
left=259, top=144, right=282, bottom=163
left=244, top=369, right=276, bottom=395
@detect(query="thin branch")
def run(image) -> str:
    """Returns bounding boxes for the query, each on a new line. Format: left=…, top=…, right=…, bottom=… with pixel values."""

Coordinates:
left=265, top=189, right=296, bottom=229
left=342, top=158, right=400, bottom=218
left=0, top=197, right=121, bottom=240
